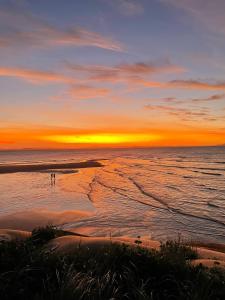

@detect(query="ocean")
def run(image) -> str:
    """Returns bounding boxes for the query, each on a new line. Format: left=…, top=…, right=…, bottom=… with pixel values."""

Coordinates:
left=0, top=147, right=225, bottom=243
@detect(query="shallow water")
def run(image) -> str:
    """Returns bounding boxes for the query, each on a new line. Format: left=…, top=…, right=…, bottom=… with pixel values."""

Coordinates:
left=0, top=147, right=225, bottom=243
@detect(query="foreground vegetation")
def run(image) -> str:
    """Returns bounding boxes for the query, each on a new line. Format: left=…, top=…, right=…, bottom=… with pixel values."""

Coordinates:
left=0, top=226, right=225, bottom=299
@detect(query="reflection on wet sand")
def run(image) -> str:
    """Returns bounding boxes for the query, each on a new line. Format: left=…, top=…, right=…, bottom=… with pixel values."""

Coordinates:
left=0, top=147, right=225, bottom=244
left=0, top=209, right=93, bottom=231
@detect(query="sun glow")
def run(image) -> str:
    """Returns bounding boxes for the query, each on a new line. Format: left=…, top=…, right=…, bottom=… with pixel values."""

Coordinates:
left=41, top=133, right=161, bottom=144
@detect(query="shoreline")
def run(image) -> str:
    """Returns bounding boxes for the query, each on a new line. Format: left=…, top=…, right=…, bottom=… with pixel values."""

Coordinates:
left=0, top=160, right=103, bottom=174
left=0, top=209, right=94, bottom=231
left=1, top=211, right=225, bottom=256
left=1, top=209, right=225, bottom=249
left=1, top=227, right=225, bottom=255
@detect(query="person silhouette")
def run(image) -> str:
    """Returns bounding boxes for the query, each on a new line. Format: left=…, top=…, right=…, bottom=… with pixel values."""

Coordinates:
left=50, top=173, right=56, bottom=185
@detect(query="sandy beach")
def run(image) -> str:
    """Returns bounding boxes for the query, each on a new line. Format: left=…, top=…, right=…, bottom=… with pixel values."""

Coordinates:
left=1, top=228, right=225, bottom=269
left=0, top=209, right=93, bottom=231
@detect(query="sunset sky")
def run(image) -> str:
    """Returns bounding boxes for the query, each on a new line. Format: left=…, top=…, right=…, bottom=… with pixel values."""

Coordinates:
left=0, top=0, right=225, bottom=149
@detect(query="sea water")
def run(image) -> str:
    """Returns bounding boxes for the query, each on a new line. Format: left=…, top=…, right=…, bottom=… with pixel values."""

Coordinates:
left=0, top=147, right=224, bottom=243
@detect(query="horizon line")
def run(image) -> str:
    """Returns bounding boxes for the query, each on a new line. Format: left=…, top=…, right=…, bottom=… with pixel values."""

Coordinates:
left=0, top=144, right=224, bottom=152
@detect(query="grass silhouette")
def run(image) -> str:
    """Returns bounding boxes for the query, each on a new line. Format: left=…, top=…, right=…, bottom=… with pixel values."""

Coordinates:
left=0, top=226, right=224, bottom=299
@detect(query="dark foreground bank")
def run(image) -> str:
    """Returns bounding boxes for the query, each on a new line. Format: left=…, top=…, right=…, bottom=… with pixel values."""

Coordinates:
left=0, top=226, right=225, bottom=300
left=0, top=160, right=102, bottom=174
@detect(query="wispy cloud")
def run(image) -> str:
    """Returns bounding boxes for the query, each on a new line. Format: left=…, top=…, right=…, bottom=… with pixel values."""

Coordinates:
left=147, top=94, right=225, bottom=104
left=168, top=80, right=225, bottom=90
left=0, top=66, right=112, bottom=99
left=192, top=94, right=225, bottom=102
left=129, top=79, right=225, bottom=91
left=67, top=61, right=225, bottom=91
left=0, top=67, right=72, bottom=84
left=66, top=60, right=185, bottom=87
left=106, top=0, right=144, bottom=16
left=69, top=84, right=110, bottom=100
left=2, top=64, right=225, bottom=96
left=0, top=5, right=123, bottom=51
left=161, top=0, right=225, bottom=35
left=144, top=104, right=217, bottom=122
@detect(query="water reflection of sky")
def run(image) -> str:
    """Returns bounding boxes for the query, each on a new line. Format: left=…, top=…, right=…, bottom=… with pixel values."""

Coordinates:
left=0, top=147, right=225, bottom=243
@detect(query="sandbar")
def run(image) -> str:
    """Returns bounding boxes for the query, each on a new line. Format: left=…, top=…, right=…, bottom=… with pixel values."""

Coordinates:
left=0, top=160, right=102, bottom=174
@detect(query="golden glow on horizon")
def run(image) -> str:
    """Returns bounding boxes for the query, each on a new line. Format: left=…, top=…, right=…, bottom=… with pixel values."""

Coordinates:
left=1, top=127, right=225, bottom=149
left=41, top=133, right=162, bottom=144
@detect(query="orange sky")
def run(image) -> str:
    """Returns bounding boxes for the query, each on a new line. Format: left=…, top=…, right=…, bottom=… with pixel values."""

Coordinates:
left=1, top=126, right=224, bottom=149
left=0, top=1, right=225, bottom=149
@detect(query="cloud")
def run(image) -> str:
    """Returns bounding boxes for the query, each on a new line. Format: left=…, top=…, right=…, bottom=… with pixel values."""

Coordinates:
left=69, top=84, right=110, bottom=100
left=144, top=104, right=214, bottom=122
left=106, top=0, right=144, bottom=16
left=135, top=78, right=225, bottom=91
left=160, top=0, right=225, bottom=35
left=114, top=61, right=184, bottom=74
left=0, top=66, right=113, bottom=100
left=0, top=5, right=123, bottom=51
left=2, top=65, right=225, bottom=96
left=192, top=94, right=225, bottom=102
left=168, top=80, right=225, bottom=90
left=67, top=61, right=225, bottom=91
left=145, top=94, right=225, bottom=106
left=145, top=104, right=206, bottom=115
left=126, top=79, right=225, bottom=91
left=151, top=94, right=225, bottom=104
left=0, top=67, right=72, bottom=84
left=145, top=97, right=184, bottom=104
left=66, top=60, right=185, bottom=86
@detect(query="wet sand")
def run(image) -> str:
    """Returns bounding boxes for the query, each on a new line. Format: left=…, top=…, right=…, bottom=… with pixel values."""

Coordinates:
left=1, top=148, right=225, bottom=244
left=0, top=209, right=93, bottom=231
left=0, top=229, right=31, bottom=241
left=0, top=160, right=102, bottom=174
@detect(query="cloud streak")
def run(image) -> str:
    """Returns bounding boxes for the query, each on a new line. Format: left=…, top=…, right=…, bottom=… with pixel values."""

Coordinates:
left=0, top=5, right=123, bottom=51
left=161, top=0, right=225, bottom=35
left=67, top=61, right=225, bottom=91
left=69, top=84, right=110, bottom=100
left=140, top=79, right=225, bottom=91
left=2, top=65, right=225, bottom=96
left=168, top=80, right=225, bottom=90
left=192, top=94, right=225, bottom=102
left=67, top=60, right=184, bottom=76
left=147, top=94, right=225, bottom=104
left=0, top=67, right=72, bottom=84
left=144, top=104, right=218, bottom=122
left=106, top=0, right=144, bottom=16
left=66, top=60, right=185, bottom=89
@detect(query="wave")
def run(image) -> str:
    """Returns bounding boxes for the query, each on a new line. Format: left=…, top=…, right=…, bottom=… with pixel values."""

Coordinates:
left=148, top=163, right=225, bottom=172
left=112, top=169, right=225, bottom=228
left=192, top=170, right=222, bottom=176
left=204, top=187, right=217, bottom=191
left=208, top=202, right=220, bottom=208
